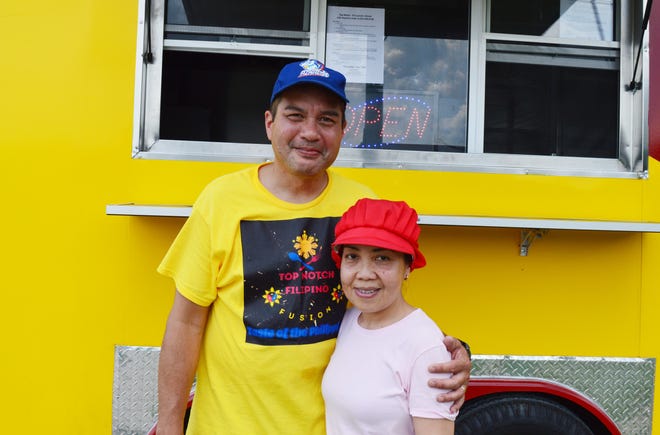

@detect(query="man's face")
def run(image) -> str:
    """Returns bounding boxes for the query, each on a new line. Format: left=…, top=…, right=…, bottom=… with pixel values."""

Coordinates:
left=265, top=84, right=345, bottom=178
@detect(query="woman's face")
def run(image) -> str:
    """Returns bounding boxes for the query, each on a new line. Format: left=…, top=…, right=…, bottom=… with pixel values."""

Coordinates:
left=340, top=244, right=410, bottom=319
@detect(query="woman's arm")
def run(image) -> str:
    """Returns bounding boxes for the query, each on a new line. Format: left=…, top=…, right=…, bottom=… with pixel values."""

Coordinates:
left=413, top=416, right=454, bottom=435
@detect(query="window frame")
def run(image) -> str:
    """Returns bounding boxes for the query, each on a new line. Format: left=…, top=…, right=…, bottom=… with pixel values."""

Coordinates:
left=132, top=0, right=649, bottom=178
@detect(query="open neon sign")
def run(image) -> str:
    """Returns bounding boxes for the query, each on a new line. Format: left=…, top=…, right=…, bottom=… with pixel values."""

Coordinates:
left=343, top=95, right=435, bottom=148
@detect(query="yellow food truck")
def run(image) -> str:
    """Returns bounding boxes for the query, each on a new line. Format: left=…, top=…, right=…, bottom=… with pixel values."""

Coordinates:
left=2, top=0, right=659, bottom=434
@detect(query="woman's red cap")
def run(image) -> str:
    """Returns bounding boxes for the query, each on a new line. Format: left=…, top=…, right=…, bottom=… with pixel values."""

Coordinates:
left=332, top=198, right=426, bottom=271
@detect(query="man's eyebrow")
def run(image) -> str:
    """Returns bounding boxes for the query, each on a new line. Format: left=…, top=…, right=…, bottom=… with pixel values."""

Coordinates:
left=281, top=105, right=340, bottom=118
left=282, top=104, right=304, bottom=113
left=320, top=109, right=341, bottom=118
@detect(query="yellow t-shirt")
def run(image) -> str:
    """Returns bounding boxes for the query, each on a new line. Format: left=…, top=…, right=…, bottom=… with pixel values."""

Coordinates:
left=158, top=164, right=375, bottom=434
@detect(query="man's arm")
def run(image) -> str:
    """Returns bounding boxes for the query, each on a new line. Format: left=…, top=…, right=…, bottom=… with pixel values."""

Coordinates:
left=157, top=290, right=210, bottom=435
left=428, top=336, right=472, bottom=413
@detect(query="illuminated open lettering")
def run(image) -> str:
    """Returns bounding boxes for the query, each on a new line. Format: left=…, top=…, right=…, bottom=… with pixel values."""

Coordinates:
left=343, top=94, right=435, bottom=148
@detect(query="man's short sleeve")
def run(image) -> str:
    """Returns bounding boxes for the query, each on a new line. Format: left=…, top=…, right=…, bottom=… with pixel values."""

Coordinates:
left=157, top=205, right=217, bottom=307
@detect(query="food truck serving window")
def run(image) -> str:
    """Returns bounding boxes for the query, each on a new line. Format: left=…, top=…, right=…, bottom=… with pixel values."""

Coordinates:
left=133, top=0, right=648, bottom=178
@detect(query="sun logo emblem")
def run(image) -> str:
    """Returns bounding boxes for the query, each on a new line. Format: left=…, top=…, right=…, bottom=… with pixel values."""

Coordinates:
left=331, top=285, right=343, bottom=303
left=293, top=230, right=318, bottom=260
left=262, top=287, right=282, bottom=307
left=288, top=230, right=321, bottom=271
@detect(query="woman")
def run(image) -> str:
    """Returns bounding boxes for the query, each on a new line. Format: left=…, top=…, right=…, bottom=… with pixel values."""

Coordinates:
left=322, top=198, right=456, bottom=435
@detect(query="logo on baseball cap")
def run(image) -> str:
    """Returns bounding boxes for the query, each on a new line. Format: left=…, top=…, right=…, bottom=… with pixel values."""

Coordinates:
left=270, top=59, right=349, bottom=104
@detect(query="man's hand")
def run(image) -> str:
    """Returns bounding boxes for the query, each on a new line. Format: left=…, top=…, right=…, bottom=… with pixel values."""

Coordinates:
left=427, top=335, right=472, bottom=413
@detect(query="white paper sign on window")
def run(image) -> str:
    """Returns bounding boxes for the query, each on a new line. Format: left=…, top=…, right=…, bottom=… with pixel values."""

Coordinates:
left=326, top=6, right=385, bottom=84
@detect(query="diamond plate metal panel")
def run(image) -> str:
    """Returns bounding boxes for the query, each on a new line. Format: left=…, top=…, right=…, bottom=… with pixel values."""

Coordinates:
left=113, top=346, right=160, bottom=435
left=113, top=347, right=655, bottom=434
left=472, top=355, right=656, bottom=434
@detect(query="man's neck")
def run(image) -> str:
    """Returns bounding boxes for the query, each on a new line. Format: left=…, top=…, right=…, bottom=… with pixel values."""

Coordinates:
left=258, top=163, right=329, bottom=204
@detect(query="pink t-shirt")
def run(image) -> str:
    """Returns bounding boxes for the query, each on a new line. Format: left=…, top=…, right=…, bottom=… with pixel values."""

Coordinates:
left=322, top=308, right=457, bottom=435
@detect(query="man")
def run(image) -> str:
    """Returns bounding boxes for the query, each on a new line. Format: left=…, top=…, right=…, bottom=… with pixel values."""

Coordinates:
left=156, top=59, right=471, bottom=434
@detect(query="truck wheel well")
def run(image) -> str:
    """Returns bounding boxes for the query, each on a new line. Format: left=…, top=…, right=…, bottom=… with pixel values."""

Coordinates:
left=457, top=392, right=612, bottom=435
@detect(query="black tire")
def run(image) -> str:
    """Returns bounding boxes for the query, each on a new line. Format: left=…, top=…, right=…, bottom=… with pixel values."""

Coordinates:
left=456, top=394, right=596, bottom=435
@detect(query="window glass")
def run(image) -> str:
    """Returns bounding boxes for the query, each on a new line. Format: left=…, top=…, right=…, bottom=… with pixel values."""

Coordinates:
left=165, top=0, right=311, bottom=45
left=490, top=0, right=615, bottom=42
left=160, top=53, right=289, bottom=143
left=485, top=0, right=620, bottom=158
left=328, top=1, right=470, bottom=152
left=484, top=60, right=618, bottom=157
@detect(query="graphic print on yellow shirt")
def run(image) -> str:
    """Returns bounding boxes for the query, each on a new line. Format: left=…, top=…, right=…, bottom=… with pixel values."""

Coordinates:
left=241, top=217, right=347, bottom=345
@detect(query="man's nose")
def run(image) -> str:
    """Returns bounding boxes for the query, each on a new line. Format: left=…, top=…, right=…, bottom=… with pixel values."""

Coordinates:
left=299, top=118, right=321, bottom=140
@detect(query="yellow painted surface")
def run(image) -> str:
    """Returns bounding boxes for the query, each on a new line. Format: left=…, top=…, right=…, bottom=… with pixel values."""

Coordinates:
left=347, top=166, right=644, bottom=221
left=0, top=1, right=658, bottom=433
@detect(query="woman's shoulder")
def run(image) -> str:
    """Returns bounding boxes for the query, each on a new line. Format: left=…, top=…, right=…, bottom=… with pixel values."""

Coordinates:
left=344, top=306, right=361, bottom=322
left=405, top=309, right=447, bottom=345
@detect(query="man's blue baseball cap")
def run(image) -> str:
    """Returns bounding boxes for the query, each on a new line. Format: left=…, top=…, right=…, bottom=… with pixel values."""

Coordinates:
left=270, top=59, right=349, bottom=104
